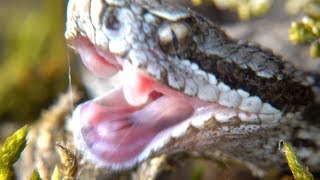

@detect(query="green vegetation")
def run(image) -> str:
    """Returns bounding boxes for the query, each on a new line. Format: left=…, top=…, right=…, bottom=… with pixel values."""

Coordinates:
left=51, top=166, right=62, bottom=180
left=30, top=170, right=41, bottom=180
left=0, top=0, right=73, bottom=122
left=279, top=141, right=314, bottom=180
left=0, top=125, right=77, bottom=180
left=0, top=125, right=29, bottom=180
left=287, top=0, right=320, bottom=58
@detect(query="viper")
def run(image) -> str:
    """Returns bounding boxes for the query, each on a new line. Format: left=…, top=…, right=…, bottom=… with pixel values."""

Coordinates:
left=65, top=0, right=319, bottom=173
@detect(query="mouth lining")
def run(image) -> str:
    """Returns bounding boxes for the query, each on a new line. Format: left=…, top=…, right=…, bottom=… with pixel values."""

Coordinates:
left=75, top=83, right=215, bottom=164
left=70, top=37, right=281, bottom=169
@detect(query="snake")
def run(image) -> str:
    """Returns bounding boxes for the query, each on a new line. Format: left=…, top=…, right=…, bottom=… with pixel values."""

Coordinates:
left=65, top=0, right=319, bottom=174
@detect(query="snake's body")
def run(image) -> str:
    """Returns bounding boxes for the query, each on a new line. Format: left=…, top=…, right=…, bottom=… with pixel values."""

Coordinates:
left=65, top=0, right=320, bottom=175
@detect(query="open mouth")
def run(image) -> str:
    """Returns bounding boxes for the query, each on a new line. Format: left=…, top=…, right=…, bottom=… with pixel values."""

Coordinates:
left=70, top=37, right=256, bottom=169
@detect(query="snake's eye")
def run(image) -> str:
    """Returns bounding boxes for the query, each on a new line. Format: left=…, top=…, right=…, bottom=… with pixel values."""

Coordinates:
left=158, top=22, right=192, bottom=54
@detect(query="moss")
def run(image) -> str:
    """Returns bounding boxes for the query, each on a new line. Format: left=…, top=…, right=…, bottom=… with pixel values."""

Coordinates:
left=0, top=125, right=29, bottom=180
left=279, top=141, right=314, bottom=180
left=286, top=0, right=320, bottom=58
left=51, top=166, right=62, bottom=180
left=30, top=170, right=41, bottom=180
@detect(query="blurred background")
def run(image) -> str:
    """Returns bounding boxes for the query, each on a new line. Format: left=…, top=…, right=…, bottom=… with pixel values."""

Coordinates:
left=0, top=0, right=80, bottom=141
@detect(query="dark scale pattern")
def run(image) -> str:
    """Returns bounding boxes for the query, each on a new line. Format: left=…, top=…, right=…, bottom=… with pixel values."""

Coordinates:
left=199, top=58, right=314, bottom=111
left=177, top=15, right=315, bottom=112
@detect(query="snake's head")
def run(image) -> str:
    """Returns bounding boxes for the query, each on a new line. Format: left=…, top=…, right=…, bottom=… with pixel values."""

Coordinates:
left=65, top=0, right=314, bottom=170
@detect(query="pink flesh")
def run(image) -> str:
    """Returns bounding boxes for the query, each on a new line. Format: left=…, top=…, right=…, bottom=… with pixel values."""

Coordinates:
left=71, top=38, right=119, bottom=77
left=78, top=86, right=196, bottom=163
left=73, top=38, right=215, bottom=164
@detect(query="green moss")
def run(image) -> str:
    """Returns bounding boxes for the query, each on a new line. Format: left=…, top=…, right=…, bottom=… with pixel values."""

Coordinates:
left=286, top=0, right=320, bottom=58
left=0, top=125, right=29, bottom=180
left=30, top=170, right=41, bottom=180
left=310, top=39, right=320, bottom=58
left=279, top=141, right=314, bottom=180
left=289, top=21, right=316, bottom=43
left=0, top=167, right=13, bottom=180
left=51, top=166, right=62, bottom=180
left=0, top=125, right=29, bottom=166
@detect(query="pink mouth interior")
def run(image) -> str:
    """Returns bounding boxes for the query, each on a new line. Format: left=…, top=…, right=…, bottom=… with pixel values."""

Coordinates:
left=72, top=38, right=220, bottom=165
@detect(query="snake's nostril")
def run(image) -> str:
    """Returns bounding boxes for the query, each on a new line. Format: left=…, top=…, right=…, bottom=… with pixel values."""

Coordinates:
left=102, top=8, right=133, bottom=40
left=106, top=14, right=121, bottom=31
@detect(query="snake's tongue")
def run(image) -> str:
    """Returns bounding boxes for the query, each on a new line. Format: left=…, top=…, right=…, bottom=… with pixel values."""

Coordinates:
left=120, top=63, right=156, bottom=106
left=73, top=66, right=195, bottom=164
